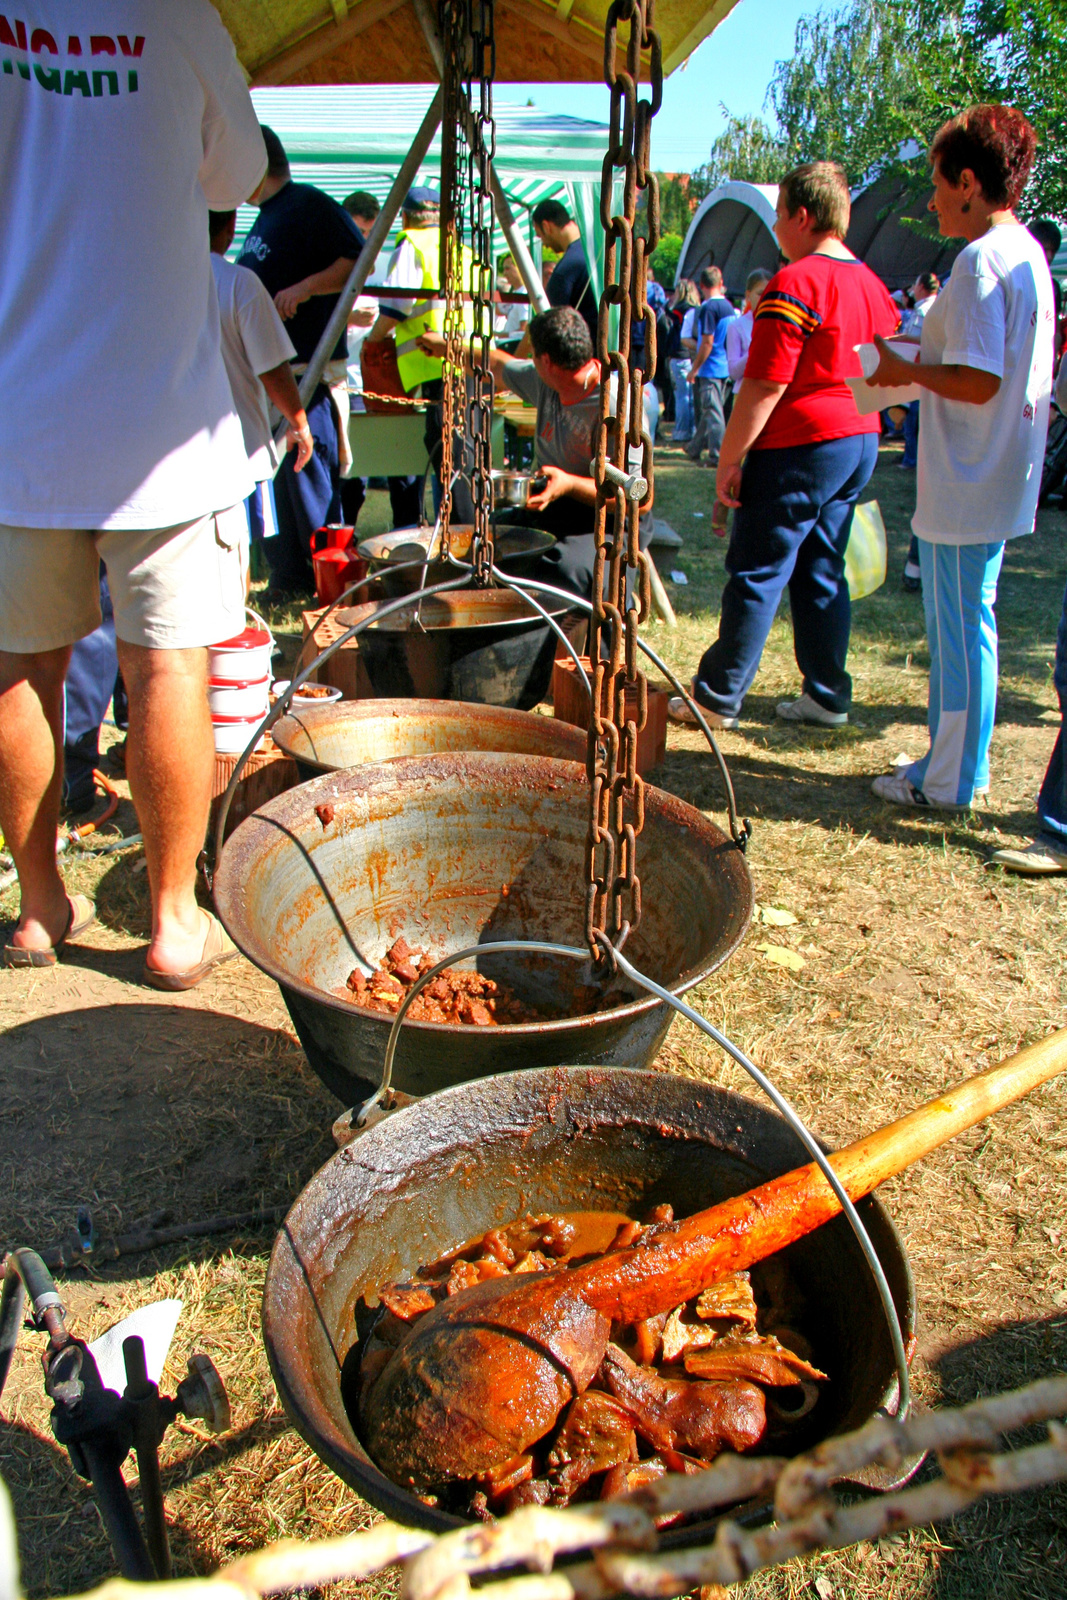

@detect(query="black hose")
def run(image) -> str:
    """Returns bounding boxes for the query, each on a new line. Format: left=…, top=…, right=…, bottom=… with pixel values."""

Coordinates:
left=0, top=1248, right=62, bottom=1401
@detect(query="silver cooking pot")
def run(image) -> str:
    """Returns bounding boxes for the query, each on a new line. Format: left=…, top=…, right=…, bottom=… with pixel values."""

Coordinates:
left=490, top=469, right=547, bottom=509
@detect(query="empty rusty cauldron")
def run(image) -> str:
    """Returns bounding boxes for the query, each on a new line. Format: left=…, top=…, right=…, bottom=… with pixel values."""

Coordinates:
left=212, top=753, right=753, bottom=1104
left=262, top=1066, right=915, bottom=1532
left=271, top=698, right=587, bottom=781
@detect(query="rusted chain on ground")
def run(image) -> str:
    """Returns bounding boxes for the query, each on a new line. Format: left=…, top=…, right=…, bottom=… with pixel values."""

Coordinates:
left=7, top=1376, right=1065, bottom=1600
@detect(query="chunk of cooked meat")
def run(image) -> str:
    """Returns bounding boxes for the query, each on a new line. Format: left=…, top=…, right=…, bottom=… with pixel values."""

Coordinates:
left=378, top=1282, right=438, bottom=1320
left=684, top=1332, right=827, bottom=1387
left=545, top=1390, right=638, bottom=1504
left=599, top=1342, right=766, bottom=1459
left=695, top=1270, right=759, bottom=1330
left=634, top=1311, right=668, bottom=1366
left=477, top=1452, right=535, bottom=1506
left=660, top=1307, right=718, bottom=1363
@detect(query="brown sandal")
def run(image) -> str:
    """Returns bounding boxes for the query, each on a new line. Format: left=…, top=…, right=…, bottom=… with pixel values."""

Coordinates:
left=142, top=911, right=238, bottom=992
left=2, top=894, right=97, bottom=968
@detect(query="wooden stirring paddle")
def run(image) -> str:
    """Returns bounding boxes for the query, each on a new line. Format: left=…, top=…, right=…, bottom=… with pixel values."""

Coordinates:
left=362, top=1029, right=1067, bottom=1489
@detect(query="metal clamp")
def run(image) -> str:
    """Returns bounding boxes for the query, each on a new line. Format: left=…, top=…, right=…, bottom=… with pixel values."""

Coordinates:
left=593, top=458, right=649, bottom=503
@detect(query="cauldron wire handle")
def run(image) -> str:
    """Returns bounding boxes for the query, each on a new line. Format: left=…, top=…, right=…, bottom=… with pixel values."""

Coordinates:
left=443, top=551, right=592, bottom=697
left=207, top=572, right=471, bottom=879
left=463, top=565, right=751, bottom=854
left=366, top=934, right=910, bottom=1422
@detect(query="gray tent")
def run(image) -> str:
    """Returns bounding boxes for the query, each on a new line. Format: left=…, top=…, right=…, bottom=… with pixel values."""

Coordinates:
left=676, top=181, right=780, bottom=297
left=845, top=176, right=961, bottom=291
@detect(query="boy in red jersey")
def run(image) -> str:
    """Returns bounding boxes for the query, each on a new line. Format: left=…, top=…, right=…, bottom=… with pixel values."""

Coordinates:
left=670, top=162, right=899, bottom=729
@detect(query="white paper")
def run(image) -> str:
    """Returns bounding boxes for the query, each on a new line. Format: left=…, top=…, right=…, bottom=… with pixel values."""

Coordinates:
left=856, top=338, right=921, bottom=378
left=846, top=376, right=922, bottom=416
left=88, top=1299, right=183, bottom=1396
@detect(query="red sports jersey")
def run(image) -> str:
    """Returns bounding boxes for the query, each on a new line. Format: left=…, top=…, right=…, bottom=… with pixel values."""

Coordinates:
left=745, top=254, right=900, bottom=451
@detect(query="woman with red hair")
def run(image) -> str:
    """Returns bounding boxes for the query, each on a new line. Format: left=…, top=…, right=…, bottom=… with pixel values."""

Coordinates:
left=868, top=105, right=1054, bottom=810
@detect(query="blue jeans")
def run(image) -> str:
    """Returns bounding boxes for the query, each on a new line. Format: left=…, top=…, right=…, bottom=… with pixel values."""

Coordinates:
left=268, top=384, right=341, bottom=589
left=901, top=400, right=920, bottom=468
left=907, top=540, right=1004, bottom=805
left=694, top=433, right=879, bottom=719
left=670, top=358, right=694, bottom=439
left=1037, top=575, right=1067, bottom=843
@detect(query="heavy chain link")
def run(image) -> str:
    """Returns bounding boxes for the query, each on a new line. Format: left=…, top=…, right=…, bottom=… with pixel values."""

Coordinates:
left=464, top=0, right=496, bottom=586
left=437, top=0, right=469, bottom=548
left=585, top=0, right=661, bottom=958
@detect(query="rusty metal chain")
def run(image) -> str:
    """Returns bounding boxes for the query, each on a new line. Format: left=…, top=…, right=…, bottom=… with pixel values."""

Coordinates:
left=438, top=0, right=470, bottom=548
left=585, top=0, right=661, bottom=958
left=464, top=0, right=496, bottom=585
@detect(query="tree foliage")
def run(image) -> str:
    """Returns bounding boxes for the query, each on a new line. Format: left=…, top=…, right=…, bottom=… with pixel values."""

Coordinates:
left=689, top=0, right=1067, bottom=222
left=766, top=0, right=1067, bottom=218
left=649, top=231, right=684, bottom=284
left=692, top=113, right=788, bottom=193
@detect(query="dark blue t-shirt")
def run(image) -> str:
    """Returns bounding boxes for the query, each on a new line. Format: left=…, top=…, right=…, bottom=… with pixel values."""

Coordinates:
left=547, top=237, right=597, bottom=345
left=237, top=181, right=363, bottom=364
left=695, top=295, right=737, bottom=379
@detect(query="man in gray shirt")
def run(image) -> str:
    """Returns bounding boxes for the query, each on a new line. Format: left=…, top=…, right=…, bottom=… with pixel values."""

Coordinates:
left=419, top=306, right=655, bottom=602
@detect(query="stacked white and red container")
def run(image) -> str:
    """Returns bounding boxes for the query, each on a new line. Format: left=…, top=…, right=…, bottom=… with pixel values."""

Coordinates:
left=208, top=610, right=274, bottom=753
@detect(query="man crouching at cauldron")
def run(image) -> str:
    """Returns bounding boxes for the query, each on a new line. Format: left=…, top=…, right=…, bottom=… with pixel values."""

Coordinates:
left=418, top=306, right=656, bottom=606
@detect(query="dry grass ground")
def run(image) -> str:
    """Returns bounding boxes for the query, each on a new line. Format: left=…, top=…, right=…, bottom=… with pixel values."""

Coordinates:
left=1, top=436, right=1065, bottom=1600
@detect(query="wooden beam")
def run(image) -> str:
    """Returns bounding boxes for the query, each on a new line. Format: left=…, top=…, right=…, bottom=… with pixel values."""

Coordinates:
left=495, top=0, right=604, bottom=67
left=662, top=0, right=742, bottom=75
left=249, top=0, right=408, bottom=86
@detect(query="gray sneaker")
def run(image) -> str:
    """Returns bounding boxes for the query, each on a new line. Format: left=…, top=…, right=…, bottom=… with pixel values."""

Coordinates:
left=989, top=836, right=1067, bottom=875
left=776, top=692, right=847, bottom=727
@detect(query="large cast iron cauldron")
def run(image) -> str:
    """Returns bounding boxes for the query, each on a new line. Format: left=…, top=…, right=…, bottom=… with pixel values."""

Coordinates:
left=262, top=1066, right=915, bottom=1532
left=213, top=753, right=752, bottom=1104
left=272, top=698, right=586, bottom=781
left=358, top=524, right=555, bottom=598
left=340, top=590, right=574, bottom=709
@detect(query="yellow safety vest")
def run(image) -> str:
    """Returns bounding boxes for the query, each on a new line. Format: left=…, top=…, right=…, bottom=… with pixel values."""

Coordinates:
left=392, top=226, right=475, bottom=392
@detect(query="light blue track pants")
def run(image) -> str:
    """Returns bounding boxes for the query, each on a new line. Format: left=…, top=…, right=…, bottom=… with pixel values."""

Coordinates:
left=907, top=538, right=1005, bottom=806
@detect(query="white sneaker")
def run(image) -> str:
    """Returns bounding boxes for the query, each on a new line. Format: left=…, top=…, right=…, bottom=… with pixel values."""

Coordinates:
left=871, top=768, right=972, bottom=811
left=989, top=836, right=1067, bottom=875
left=776, top=693, right=847, bottom=727
left=667, top=695, right=738, bottom=730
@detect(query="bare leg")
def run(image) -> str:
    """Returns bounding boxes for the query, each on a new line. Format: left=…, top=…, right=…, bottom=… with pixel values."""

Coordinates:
left=0, top=647, right=74, bottom=949
left=117, top=641, right=215, bottom=975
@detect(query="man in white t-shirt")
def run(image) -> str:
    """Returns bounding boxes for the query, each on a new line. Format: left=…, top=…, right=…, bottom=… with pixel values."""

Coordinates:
left=209, top=209, right=314, bottom=545
left=0, top=1, right=266, bottom=984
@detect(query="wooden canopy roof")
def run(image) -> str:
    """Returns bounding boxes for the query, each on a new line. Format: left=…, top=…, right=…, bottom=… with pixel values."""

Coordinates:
left=218, top=0, right=739, bottom=87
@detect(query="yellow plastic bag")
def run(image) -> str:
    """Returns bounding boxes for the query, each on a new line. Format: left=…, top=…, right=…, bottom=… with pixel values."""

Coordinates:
left=844, top=499, right=887, bottom=600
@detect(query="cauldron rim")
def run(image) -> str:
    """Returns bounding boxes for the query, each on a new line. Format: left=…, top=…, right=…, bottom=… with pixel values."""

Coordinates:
left=271, top=698, right=588, bottom=774
left=262, top=1064, right=916, bottom=1532
left=213, top=752, right=753, bottom=1039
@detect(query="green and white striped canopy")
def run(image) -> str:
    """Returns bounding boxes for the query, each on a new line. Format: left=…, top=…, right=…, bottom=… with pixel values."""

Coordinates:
left=237, top=86, right=617, bottom=300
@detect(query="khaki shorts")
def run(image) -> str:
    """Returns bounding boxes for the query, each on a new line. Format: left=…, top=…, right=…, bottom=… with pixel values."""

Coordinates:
left=0, top=505, right=248, bottom=653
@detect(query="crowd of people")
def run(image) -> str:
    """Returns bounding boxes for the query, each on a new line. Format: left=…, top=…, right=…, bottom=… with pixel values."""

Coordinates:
left=0, top=0, right=1063, bottom=995
left=660, top=109, right=1064, bottom=878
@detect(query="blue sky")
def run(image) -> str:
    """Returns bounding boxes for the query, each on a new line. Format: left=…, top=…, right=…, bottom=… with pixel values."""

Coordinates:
left=495, top=0, right=814, bottom=174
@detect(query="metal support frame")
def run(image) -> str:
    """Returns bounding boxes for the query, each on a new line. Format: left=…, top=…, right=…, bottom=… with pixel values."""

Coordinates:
left=411, top=0, right=549, bottom=317
left=273, top=83, right=445, bottom=449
